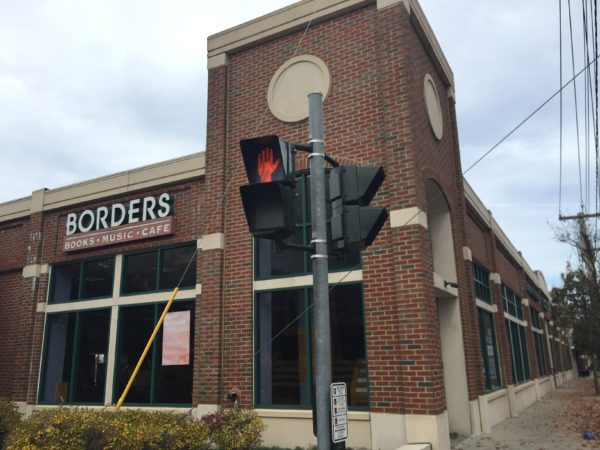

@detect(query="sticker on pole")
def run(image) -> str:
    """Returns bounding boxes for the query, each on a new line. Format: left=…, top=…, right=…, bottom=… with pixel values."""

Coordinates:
left=331, top=382, right=348, bottom=443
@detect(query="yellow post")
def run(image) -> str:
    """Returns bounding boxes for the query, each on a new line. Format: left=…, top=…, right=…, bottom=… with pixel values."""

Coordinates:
left=115, top=287, right=180, bottom=412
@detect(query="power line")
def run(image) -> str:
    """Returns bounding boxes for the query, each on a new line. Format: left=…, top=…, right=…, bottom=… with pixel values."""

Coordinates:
left=464, top=52, right=600, bottom=176
left=568, top=0, right=585, bottom=209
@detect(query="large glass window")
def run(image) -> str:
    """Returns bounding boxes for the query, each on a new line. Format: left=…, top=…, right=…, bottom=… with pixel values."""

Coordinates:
left=502, top=284, right=522, bottom=319
left=114, top=300, right=194, bottom=405
left=40, top=309, right=110, bottom=404
left=51, top=258, right=114, bottom=303
left=123, top=244, right=196, bottom=294
left=506, top=319, right=530, bottom=384
left=533, top=332, right=547, bottom=377
left=255, top=284, right=367, bottom=409
left=477, top=309, right=501, bottom=390
left=530, top=306, right=541, bottom=329
left=255, top=173, right=360, bottom=279
left=473, top=261, right=491, bottom=303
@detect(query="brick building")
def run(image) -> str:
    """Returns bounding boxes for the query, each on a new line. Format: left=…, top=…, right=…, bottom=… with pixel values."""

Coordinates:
left=0, top=1, right=575, bottom=449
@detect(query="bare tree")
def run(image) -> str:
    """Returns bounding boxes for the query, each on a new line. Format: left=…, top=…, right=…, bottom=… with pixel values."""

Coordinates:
left=554, top=215, right=600, bottom=395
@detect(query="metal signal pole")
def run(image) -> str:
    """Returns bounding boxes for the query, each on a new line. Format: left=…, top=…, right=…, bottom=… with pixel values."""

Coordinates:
left=308, top=91, right=332, bottom=450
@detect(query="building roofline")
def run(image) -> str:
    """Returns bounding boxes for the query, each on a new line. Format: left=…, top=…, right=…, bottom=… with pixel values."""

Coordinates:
left=0, top=152, right=205, bottom=223
left=463, top=178, right=549, bottom=296
left=207, top=0, right=454, bottom=86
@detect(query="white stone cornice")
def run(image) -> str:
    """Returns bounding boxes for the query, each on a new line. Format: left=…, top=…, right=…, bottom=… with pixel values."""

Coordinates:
left=489, top=272, right=501, bottom=285
left=462, top=246, right=472, bottom=261
left=199, top=233, right=226, bottom=251
left=390, top=207, right=428, bottom=229
left=22, top=264, right=49, bottom=279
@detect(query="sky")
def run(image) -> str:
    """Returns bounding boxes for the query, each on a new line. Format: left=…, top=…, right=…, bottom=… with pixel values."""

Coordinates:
left=0, top=0, right=594, bottom=288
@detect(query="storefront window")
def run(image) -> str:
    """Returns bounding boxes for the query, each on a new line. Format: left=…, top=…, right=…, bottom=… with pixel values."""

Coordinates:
left=255, top=284, right=367, bottom=408
left=51, top=258, right=114, bottom=303
left=477, top=308, right=501, bottom=390
left=506, top=319, right=530, bottom=384
left=533, top=332, right=547, bottom=377
left=114, top=300, right=194, bottom=405
left=502, top=284, right=522, bottom=319
left=473, top=261, right=491, bottom=303
left=123, top=244, right=196, bottom=294
left=40, top=309, right=110, bottom=404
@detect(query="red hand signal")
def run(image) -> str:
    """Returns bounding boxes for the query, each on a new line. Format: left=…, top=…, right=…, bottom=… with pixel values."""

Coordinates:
left=257, top=147, right=280, bottom=182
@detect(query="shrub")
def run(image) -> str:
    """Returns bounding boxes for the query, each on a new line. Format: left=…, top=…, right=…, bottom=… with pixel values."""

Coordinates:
left=4, top=406, right=266, bottom=450
left=5, top=408, right=210, bottom=450
left=0, top=399, right=22, bottom=449
left=212, top=408, right=267, bottom=450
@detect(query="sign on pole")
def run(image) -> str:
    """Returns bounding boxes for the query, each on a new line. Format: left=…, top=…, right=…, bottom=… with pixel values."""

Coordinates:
left=331, top=382, right=348, bottom=443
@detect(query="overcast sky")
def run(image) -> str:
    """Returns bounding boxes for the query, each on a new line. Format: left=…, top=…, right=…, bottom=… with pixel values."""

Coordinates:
left=0, top=0, right=593, bottom=288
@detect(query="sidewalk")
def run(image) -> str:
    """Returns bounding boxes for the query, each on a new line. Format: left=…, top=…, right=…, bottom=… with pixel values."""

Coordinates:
left=453, top=377, right=600, bottom=450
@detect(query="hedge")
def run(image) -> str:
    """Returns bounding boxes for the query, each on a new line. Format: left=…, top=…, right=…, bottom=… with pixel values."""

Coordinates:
left=2, top=406, right=265, bottom=450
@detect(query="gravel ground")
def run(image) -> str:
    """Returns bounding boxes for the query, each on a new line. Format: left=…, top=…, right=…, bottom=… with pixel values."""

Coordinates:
left=452, top=377, right=600, bottom=450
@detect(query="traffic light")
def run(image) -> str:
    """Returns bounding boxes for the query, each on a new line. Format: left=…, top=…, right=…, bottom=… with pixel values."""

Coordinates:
left=239, top=136, right=296, bottom=240
left=329, top=166, right=388, bottom=251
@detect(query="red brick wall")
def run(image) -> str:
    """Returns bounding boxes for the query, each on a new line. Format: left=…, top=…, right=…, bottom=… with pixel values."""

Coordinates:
left=495, top=244, right=520, bottom=292
left=204, top=2, right=480, bottom=415
left=466, top=213, right=492, bottom=268
left=0, top=271, right=23, bottom=398
left=0, top=180, right=204, bottom=403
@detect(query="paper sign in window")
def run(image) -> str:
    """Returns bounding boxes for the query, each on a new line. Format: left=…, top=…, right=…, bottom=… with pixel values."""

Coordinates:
left=162, top=310, right=190, bottom=366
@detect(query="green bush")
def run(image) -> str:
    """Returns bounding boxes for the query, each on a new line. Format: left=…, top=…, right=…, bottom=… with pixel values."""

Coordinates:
left=211, top=408, right=266, bottom=450
left=0, top=398, right=23, bottom=449
left=4, top=407, right=265, bottom=450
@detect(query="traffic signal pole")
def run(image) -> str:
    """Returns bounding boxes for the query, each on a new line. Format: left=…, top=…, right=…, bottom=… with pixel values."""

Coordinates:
left=308, top=92, right=332, bottom=450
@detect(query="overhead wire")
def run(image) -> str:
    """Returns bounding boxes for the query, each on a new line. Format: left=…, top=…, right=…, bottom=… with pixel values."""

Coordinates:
left=568, top=0, right=586, bottom=211
left=584, top=0, right=591, bottom=211
left=560, top=0, right=565, bottom=217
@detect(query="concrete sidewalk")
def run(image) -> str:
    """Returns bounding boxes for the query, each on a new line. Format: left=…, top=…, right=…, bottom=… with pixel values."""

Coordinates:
left=452, top=378, right=600, bottom=450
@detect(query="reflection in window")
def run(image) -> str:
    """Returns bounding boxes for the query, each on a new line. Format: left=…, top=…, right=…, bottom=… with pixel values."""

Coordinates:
left=255, top=284, right=367, bottom=408
left=40, top=309, right=110, bottom=404
left=116, top=301, right=194, bottom=405
left=123, top=244, right=196, bottom=294
left=160, top=246, right=196, bottom=290
left=123, top=252, right=157, bottom=294
left=51, top=258, right=114, bottom=303
left=533, top=332, right=547, bottom=377
left=477, top=309, right=501, bottom=390
left=506, top=320, right=530, bottom=384
left=330, top=285, right=368, bottom=407
left=83, top=259, right=113, bottom=298
left=256, top=289, right=309, bottom=406
left=52, top=264, right=81, bottom=302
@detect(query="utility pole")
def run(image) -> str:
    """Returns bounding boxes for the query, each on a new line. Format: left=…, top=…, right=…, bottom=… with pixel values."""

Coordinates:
left=308, top=91, right=332, bottom=450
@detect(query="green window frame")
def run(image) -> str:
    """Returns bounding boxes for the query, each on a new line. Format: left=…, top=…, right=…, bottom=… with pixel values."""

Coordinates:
left=542, top=297, right=550, bottom=311
left=477, top=308, right=502, bottom=390
left=254, top=172, right=361, bottom=280
left=533, top=332, right=547, bottom=377
left=506, top=319, right=530, bottom=384
left=49, top=256, right=115, bottom=303
left=502, top=284, right=523, bottom=320
left=254, top=283, right=368, bottom=410
left=38, top=308, right=111, bottom=404
left=121, top=243, right=197, bottom=295
left=112, top=299, right=195, bottom=406
left=526, top=283, right=539, bottom=302
left=530, top=306, right=541, bottom=329
left=472, top=261, right=492, bottom=303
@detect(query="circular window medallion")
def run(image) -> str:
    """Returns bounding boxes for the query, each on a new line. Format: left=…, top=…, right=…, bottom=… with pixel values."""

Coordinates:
left=423, top=74, right=444, bottom=140
left=267, top=55, right=331, bottom=122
